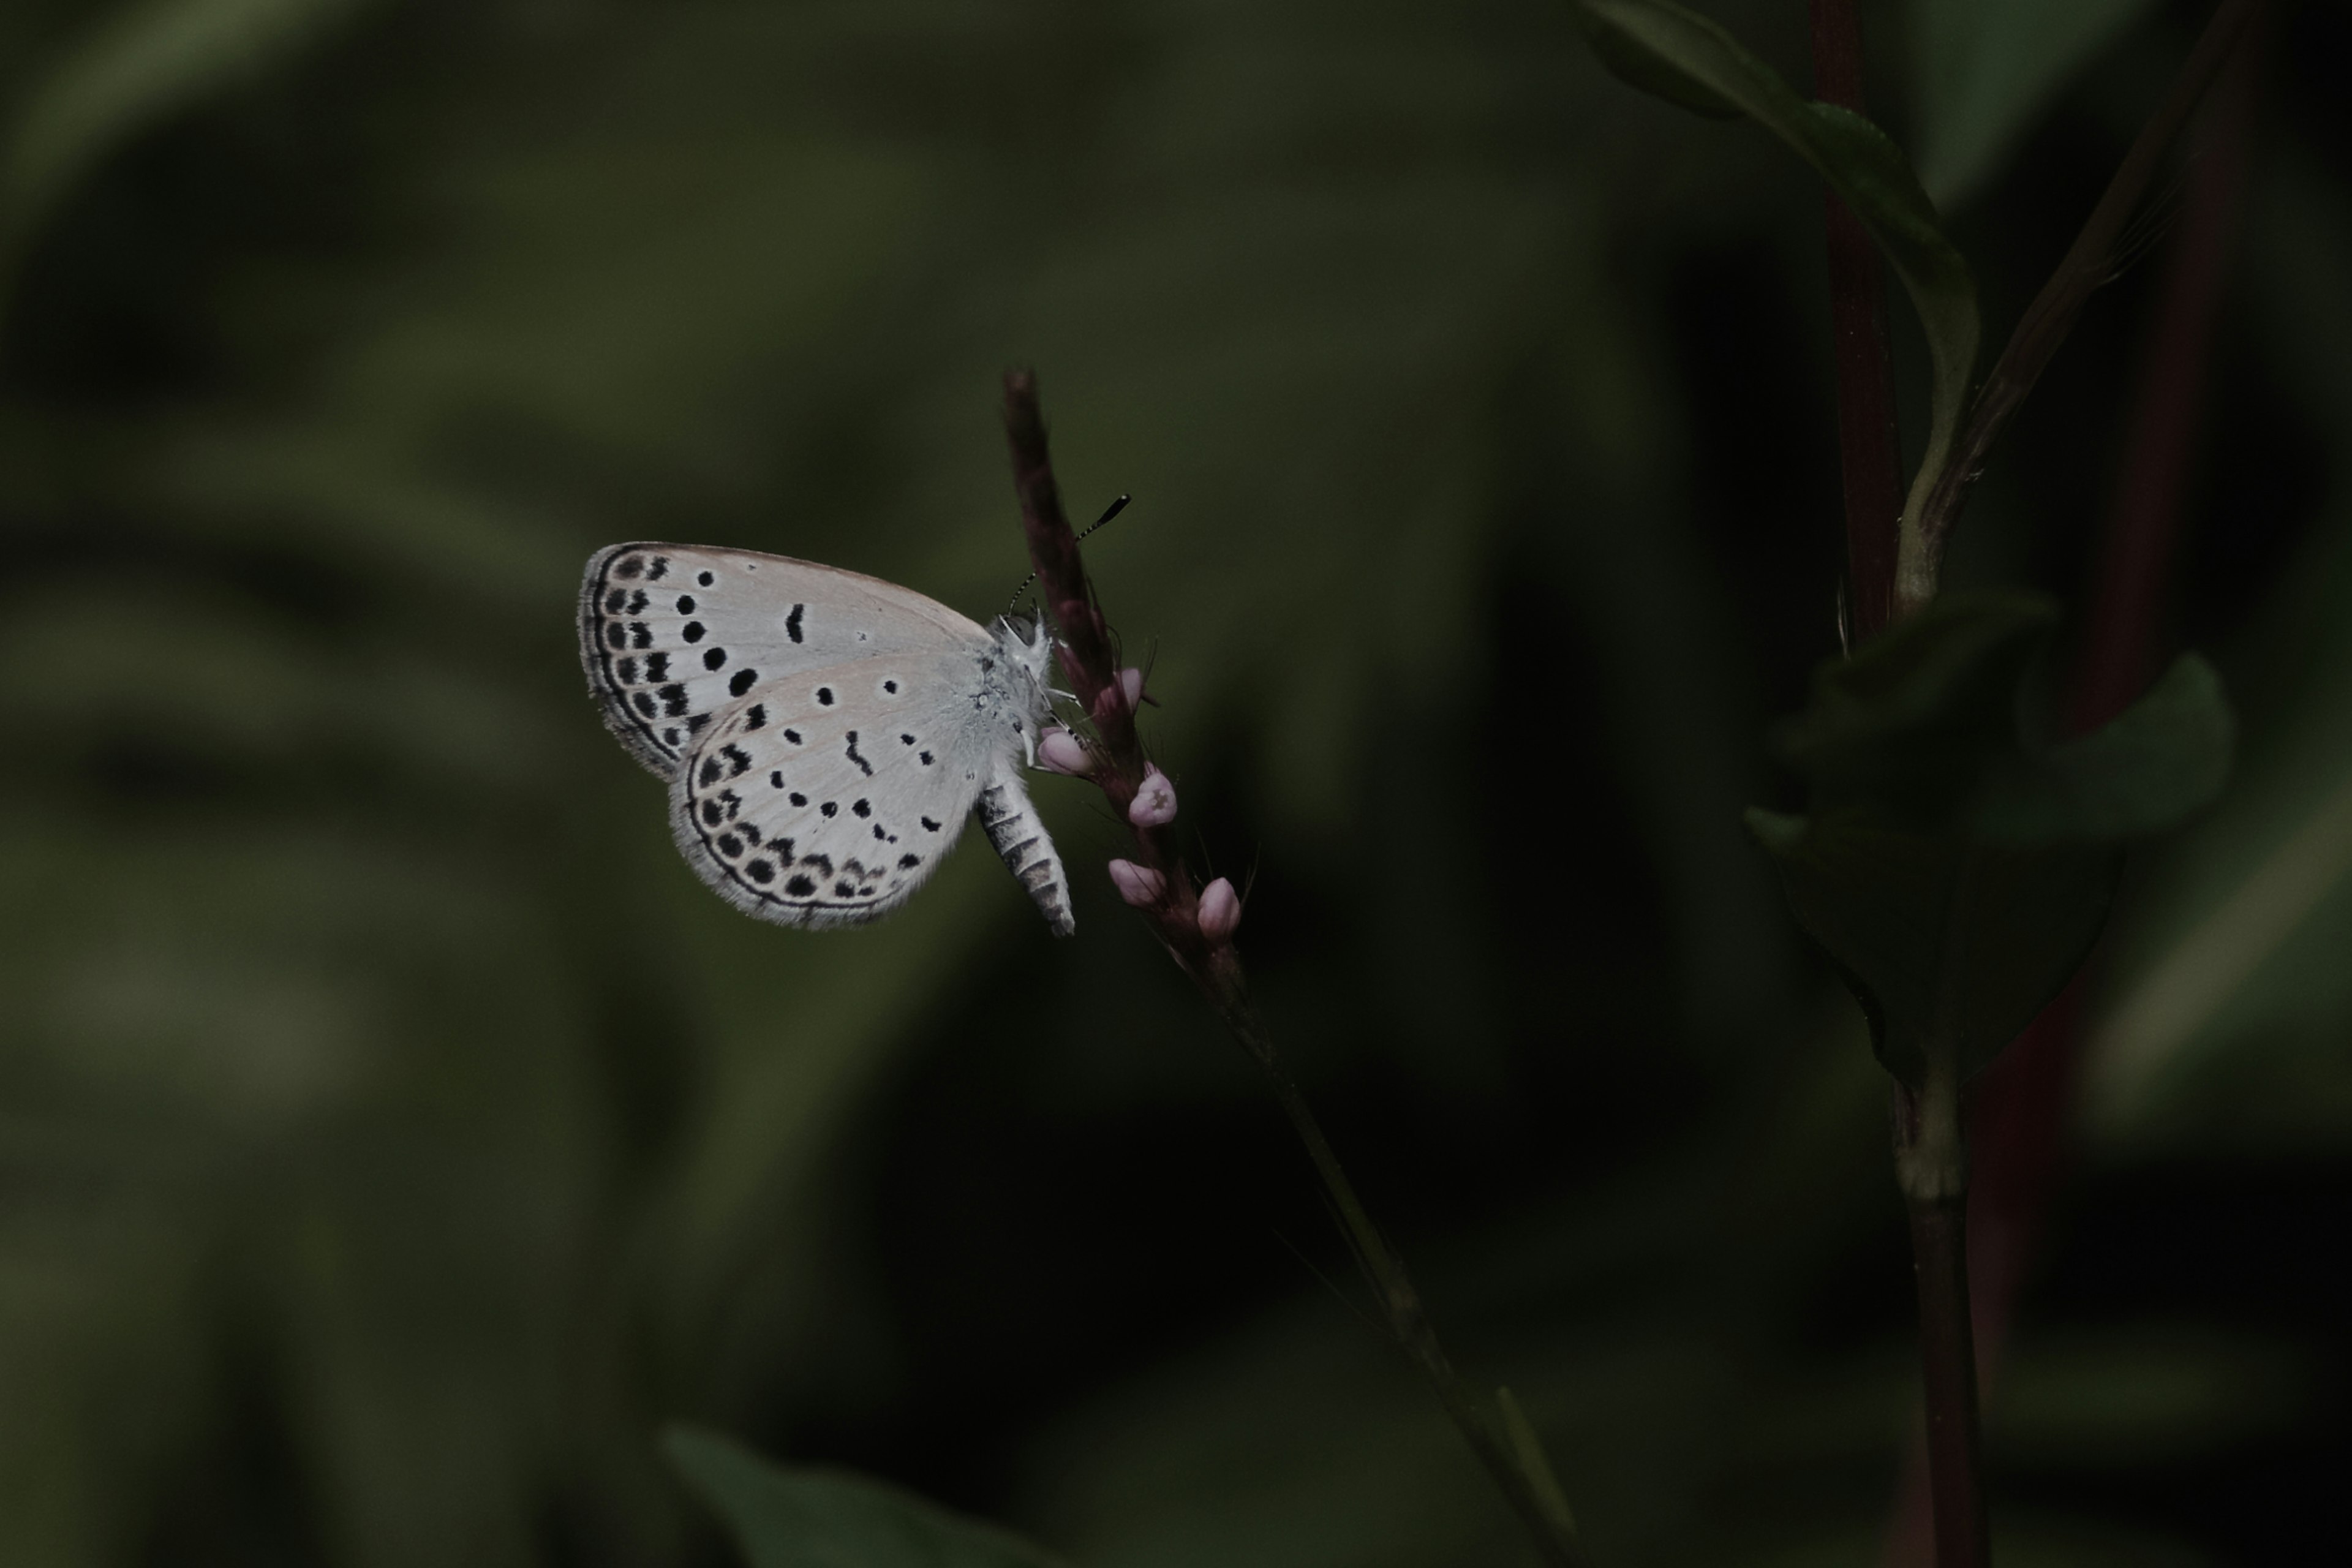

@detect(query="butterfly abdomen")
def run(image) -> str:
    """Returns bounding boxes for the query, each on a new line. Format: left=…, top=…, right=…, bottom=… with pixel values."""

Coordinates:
left=978, top=770, right=1075, bottom=937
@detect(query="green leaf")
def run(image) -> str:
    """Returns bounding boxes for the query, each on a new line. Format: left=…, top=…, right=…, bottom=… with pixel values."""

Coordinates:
left=1749, top=592, right=2235, bottom=1085
left=1570, top=0, right=1980, bottom=546
left=1976, top=654, right=2235, bottom=845
left=1, top=0, right=379, bottom=258
left=663, top=1426, right=1068, bottom=1568
left=1912, top=0, right=2162, bottom=208
left=1773, top=590, right=2059, bottom=826
left=1746, top=805, right=2119, bottom=1085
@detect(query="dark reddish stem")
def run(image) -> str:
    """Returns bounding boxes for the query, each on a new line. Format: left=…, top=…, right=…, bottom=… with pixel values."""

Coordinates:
left=1907, top=1197, right=1988, bottom=1568
left=1001, top=371, right=1591, bottom=1568
left=1809, top=0, right=1903, bottom=639
left=1880, top=24, right=2261, bottom=1568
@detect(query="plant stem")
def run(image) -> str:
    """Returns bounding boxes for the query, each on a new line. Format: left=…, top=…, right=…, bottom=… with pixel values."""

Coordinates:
left=1890, top=1056, right=1986, bottom=1568
left=1214, top=978, right=1592, bottom=1568
left=1882, top=31, right=2260, bottom=1563
left=1904, top=1192, right=1988, bottom=1568
left=1901, top=0, right=2265, bottom=612
left=1807, top=0, right=1902, bottom=641
left=1001, top=371, right=1593, bottom=1568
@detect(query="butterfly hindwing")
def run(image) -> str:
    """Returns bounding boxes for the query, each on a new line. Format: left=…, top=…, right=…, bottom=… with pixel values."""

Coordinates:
left=669, top=651, right=1000, bottom=929
left=579, top=541, right=990, bottom=777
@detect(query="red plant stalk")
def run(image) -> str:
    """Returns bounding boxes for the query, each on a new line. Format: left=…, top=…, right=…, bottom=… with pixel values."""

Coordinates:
left=1809, top=0, right=1904, bottom=641
left=1879, top=28, right=2262, bottom=1568
left=1001, top=371, right=1593, bottom=1568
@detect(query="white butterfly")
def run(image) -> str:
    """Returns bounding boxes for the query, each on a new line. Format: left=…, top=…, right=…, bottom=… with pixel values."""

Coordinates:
left=578, top=543, right=1074, bottom=935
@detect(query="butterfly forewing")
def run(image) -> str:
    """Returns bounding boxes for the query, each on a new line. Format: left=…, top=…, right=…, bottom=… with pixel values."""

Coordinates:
left=579, top=541, right=990, bottom=776
left=671, top=650, right=1000, bottom=927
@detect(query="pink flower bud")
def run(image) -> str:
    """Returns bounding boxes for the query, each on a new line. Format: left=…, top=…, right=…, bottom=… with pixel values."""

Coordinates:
left=1128, top=766, right=1177, bottom=827
left=1107, top=859, right=1165, bottom=907
left=1038, top=726, right=1093, bottom=775
left=1197, top=877, right=1241, bottom=943
left=1119, top=667, right=1146, bottom=709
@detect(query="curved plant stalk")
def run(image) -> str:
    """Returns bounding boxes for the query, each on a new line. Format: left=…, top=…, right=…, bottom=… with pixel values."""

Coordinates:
left=1001, top=371, right=1595, bottom=1568
left=1574, top=0, right=1979, bottom=618
left=1899, top=0, right=2267, bottom=613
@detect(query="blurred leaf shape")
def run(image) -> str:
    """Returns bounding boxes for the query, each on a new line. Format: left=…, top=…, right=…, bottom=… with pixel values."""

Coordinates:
left=1, top=0, right=378, bottom=261
left=666, top=1426, right=1068, bottom=1568
left=2090, top=758, right=2352, bottom=1119
left=2087, top=151, right=2352, bottom=1142
left=1749, top=592, right=2231, bottom=1085
left=1570, top=0, right=1979, bottom=545
left=1911, top=0, right=2162, bottom=209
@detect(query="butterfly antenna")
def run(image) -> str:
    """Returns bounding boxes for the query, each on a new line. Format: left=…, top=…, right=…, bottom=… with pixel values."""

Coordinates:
left=1006, top=493, right=1132, bottom=616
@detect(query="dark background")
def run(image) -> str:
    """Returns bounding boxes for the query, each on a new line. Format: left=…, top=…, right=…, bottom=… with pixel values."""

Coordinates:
left=1, top=1, right=2346, bottom=1564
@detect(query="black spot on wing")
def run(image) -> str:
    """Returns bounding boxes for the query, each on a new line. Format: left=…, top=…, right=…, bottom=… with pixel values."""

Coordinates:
left=786, top=873, right=815, bottom=895
left=729, top=667, right=757, bottom=696
left=703, top=647, right=726, bottom=670
left=844, top=732, right=873, bottom=776
left=682, top=621, right=706, bottom=644
left=785, top=604, right=804, bottom=643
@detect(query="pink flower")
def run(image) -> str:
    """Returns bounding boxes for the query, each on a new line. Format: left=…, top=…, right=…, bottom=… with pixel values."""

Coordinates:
left=1108, top=859, right=1165, bottom=907
left=1197, top=877, right=1241, bottom=943
left=1128, top=766, right=1177, bottom=827
left=1091, top=666, right=1149, bottom=723
left=1038, top=726, right=1093, bottom=775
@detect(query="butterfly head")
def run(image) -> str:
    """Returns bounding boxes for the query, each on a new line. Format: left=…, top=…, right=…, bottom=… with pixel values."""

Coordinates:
left=990, top=614, right=1058, bottom=766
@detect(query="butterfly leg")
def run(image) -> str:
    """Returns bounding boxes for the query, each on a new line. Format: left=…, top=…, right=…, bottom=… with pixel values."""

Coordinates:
left=976, top=760, right=1076, bottom=937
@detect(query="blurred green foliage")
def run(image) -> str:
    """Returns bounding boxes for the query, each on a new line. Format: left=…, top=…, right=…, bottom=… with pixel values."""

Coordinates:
left=0, top=2, right=2345, bottom=1566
